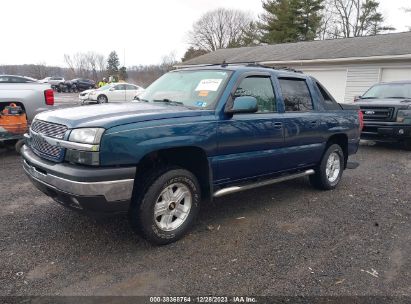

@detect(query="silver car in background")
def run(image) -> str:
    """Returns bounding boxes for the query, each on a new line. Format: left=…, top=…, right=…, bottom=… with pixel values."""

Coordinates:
left=0, top=75, right=54, bottom=122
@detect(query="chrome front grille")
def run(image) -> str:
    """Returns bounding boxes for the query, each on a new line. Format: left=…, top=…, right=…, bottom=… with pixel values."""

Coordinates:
left=29, top=120, right=67, bottom=161
left=360, top=107, right=394, bottom=122
left=31, top=120, right=68, bottom=139
left=31, top=133, right=62, bottom=158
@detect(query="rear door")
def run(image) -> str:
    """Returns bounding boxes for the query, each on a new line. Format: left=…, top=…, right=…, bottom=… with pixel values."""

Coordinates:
left=110, top=84, right=127, bottom=101
left=215, top=73, right=286, bottom=183
left=125, top=84, right=138, bottom=100
left=275, top=76, right=325, bottom=169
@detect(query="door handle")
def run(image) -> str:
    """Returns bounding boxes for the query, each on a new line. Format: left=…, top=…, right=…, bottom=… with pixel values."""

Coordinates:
left=274, top=122, right=283, bottom=129
left=310, top=121, right=318, bottom=127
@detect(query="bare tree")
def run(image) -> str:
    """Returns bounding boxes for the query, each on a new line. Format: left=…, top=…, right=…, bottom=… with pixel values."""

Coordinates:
left=188, top=8, right=258, bottom=51
left=64, top=54, right=76, bottom=77
left=320, top=0, right=394, bottom=39
left=64, top=52, right=106, bottom=79
left=96, top=54, right=106, bottom=78
left=160, top=52, right=178, bottom=72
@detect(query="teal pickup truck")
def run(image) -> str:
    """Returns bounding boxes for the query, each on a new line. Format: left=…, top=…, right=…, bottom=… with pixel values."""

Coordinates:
left=22, top=64, right=362, bottom=244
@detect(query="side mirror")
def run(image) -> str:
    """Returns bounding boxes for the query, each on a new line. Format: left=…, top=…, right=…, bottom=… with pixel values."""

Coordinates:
left=226, top=96, right=258, bottom=114
left=109, top=87, right=115, bottom=91
left=354, top=95, right=362, bottom=102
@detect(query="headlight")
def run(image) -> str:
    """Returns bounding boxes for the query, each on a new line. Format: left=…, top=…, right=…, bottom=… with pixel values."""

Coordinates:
left=69, top=128, right=104, bottom=144
left=397, top=109, right=411, bottom=124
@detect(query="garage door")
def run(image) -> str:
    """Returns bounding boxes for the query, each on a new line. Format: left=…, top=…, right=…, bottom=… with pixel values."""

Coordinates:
left=300, top=69, right=347, bottom=103
left=381, top=68, right=411, bottom=82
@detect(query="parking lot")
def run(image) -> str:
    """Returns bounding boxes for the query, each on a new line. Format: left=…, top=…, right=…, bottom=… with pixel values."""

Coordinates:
left=0, top=105, right=410, bottom=297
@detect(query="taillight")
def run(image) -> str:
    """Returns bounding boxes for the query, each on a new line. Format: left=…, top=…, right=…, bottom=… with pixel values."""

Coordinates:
left=44, top=89, right=54, bottom=106
left=358, top=110, right=364, bottom=131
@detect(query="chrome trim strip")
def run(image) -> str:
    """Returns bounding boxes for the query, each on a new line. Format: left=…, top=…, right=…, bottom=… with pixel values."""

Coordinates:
left=30, top=131, right=99, bottom=152
left=23, top=160, right=134, bottom=202
left=213, top=169, right=315, bottom=198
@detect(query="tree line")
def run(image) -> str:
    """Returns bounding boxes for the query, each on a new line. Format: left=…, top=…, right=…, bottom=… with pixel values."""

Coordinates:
left=182, top=0, right=399, bottom=61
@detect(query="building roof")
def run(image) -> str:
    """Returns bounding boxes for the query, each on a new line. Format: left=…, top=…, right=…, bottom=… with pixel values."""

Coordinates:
left=180, top=31, right=411, bottom=66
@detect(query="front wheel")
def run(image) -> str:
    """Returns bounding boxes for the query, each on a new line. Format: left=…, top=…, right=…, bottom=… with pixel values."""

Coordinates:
left=97, top=95, right=108, bottom=104
left=310, top=144, right=344, bottom=190
left=403, top=139, right=411, bottom=151
left=130, top=168, right=201, bottom=245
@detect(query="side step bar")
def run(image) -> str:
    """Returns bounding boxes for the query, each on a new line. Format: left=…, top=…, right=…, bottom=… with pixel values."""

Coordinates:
left=213, top=169, right=315, bottom=198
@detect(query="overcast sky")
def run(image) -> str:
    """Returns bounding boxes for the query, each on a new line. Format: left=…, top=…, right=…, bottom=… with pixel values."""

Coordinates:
left=1, top=0, right=410, bottom=67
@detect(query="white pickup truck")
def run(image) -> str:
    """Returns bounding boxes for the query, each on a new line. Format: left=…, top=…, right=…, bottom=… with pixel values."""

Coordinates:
left=0, top=79, right=55, bottom=122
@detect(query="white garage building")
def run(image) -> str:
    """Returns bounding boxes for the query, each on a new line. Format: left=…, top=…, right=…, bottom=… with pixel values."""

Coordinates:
left=179, top=31, right=411, bottom=103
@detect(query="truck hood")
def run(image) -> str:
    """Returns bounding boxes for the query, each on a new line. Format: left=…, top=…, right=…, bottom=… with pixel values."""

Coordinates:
left=354, top=98, right=411, bottom=108
left=35, top=102, right=212, bottom=129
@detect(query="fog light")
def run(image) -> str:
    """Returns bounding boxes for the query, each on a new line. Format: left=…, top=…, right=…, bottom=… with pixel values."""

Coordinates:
left=399, top=129, right=404, bottom=135
left=65, top=149, right=99, bottom=166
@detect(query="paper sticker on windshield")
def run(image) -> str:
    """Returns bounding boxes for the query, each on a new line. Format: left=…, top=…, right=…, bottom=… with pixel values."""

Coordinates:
left=195, top=79, right=222, bottom=92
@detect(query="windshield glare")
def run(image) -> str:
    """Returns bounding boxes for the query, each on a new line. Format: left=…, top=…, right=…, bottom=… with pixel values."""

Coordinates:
left=362, top=83, right=411, bottom=99
left=138, top=70, right=232, bottom=108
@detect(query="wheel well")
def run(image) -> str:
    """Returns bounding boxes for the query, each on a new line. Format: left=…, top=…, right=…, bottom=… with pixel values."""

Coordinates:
left=327, top=134, right=348, bottom=167
left=133, top=147, right=211, bottom=202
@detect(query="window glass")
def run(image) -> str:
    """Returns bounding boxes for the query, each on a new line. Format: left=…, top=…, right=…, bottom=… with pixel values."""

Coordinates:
left=115, top=84, right=126, bottom=90
left=139, top=69, right=232, bottom=109
left=279, top=78, right=313, bottom=112
left=235, top=76, right=276, bottom=113
left=315, top=82, right=340, bottom=110
left=362, top=83, right=411, bottom=99
left=126, top=84, right=137, bottom=90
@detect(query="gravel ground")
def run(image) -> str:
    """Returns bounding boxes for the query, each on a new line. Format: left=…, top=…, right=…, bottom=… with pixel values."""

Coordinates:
left=0, top=109, right=410, bottom=296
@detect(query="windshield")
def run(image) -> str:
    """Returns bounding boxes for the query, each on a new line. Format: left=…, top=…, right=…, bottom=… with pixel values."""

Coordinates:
left=362, top=83, right=411, bottom=99
left=138, top=69, right=232, bottom=108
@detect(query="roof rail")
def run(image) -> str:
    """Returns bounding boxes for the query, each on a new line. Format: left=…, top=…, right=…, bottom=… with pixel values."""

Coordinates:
left=176, top=61, right=303, bottom=73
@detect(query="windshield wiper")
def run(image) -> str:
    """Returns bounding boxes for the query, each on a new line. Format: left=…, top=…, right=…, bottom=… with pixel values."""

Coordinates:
left=385, top=96, right=408, bottom=99
left=153, top=99, right=184, bottom=106
left=361, top=97, right=377, bottom=99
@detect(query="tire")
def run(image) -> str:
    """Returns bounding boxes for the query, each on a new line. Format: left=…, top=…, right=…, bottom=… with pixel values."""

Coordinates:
left=97, top=95, right=108, bottom=104
left=310, top=144, right=345, bottom=190
left=403, top=139, right=411, bottom=151
left=130, top=167, right=201, bottom=245
left=15, top=139, right=25, bottom=154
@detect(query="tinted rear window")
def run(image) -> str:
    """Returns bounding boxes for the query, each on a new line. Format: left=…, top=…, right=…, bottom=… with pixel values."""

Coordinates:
left=279, top=78, right=313, bottom=112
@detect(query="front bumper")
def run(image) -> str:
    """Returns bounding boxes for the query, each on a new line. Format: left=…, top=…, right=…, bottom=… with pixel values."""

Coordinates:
left=79, top=95, right=90, bottom=101
left=361, top=122, right=411, bottom=141
left=21, top=145, right=136, bottom=215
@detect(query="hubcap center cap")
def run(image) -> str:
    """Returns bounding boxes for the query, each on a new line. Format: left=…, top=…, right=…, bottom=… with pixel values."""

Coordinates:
left=168, top=202, right=176, bottom=210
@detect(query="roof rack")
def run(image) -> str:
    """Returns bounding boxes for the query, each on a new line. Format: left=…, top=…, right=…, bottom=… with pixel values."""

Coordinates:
left=177, top=61, right=303, bottom=73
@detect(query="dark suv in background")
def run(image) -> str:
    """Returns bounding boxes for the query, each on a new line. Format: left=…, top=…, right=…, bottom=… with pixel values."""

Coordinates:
left=54, top=78, right=96, bottom=93
left=355, top=81, right=411, bottom=149
left=68, top=78, right=95, bottom=91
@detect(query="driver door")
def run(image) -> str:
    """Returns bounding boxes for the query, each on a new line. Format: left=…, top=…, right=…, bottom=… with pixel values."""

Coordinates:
left=215, top=73, right=286, bottom=184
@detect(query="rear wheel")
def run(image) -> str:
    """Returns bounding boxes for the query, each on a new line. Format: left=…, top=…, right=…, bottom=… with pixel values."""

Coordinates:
left=130, top=167, right=201, bottom=245
left=310, top=144, right=344, bottom=190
